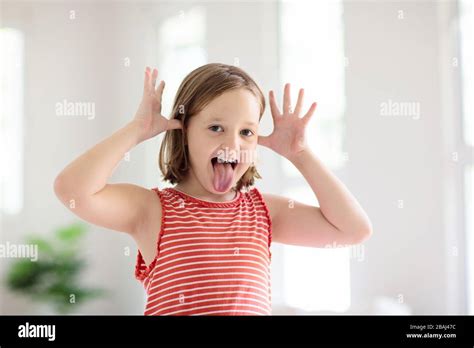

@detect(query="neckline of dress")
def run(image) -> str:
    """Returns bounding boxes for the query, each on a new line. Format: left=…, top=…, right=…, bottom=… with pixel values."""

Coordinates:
left=167, top=187, right=243, bottom=208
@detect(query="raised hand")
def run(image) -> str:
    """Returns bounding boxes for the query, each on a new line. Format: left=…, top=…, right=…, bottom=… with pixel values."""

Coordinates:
left=133, top=67, right=182, bottom=143
left=258, top=83, right=317, bottom=160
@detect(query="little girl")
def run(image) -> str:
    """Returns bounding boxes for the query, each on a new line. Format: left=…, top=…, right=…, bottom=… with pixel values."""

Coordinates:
left=54, top=63, right=373, bottom=316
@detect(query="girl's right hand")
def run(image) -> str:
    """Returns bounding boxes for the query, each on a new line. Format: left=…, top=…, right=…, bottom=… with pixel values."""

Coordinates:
left=132, top=67, right=182, bottom=143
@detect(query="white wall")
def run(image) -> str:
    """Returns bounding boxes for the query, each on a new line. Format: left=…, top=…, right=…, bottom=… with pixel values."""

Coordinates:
left=343, top=0, right=464, bottom=314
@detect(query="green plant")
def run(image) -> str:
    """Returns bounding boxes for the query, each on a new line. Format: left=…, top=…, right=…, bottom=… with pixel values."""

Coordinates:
left=5, top=222, right=105, bottom=314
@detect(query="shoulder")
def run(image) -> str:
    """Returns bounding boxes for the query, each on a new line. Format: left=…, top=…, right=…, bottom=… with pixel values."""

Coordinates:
left=258, top=191, right=292, bottom=222
left=244, top=187, right=284, bottom=221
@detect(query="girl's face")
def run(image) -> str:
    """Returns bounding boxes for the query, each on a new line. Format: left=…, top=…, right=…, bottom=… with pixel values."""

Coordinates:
left=185, top=88, right=261, bottom=195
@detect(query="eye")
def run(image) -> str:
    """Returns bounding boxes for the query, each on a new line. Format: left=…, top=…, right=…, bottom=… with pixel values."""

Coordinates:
left=209, top=125, right=223, bottom=132
left=241, top=129, right=254, bottom=137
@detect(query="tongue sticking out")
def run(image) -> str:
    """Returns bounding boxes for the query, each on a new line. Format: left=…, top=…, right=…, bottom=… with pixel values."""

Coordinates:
left=212, top=161, right=234, bottom=192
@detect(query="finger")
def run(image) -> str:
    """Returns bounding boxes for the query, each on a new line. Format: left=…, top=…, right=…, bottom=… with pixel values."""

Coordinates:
left=143, top=67, right=151, bottom=97
left=269, top=90, right=281, bottom=119
left=155, top=79, right=165, bottom=96
left=155, top=80, right=165, bottom=114
left=302, top=102, right=317, bottom=125
left=283, top=83, right=291, bottom=114
left=294, top=88, right=304, bottom=116
left=151, top=68, right=158, bottom=91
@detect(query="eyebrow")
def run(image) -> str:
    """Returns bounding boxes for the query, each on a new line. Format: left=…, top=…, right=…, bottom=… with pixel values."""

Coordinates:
left=208, top=117, right=258, bottom=126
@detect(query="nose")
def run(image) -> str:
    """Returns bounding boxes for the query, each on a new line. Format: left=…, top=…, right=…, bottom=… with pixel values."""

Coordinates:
left=220, top=131, right=241, bottom=160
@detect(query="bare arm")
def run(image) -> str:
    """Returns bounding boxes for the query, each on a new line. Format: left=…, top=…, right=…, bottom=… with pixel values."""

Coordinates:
left=54, top=67, right=181, bottom=235
left=264, top=149, right=372, bottom=247
left=54, top=121, right=152, bottom=234
left=259, top=83, right=372, bottom=247
left=290, top=149, right=372, bottom=241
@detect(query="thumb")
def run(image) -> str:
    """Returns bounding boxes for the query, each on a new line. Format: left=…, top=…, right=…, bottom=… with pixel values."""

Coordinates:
left=167, top=119, right=183, bottom=130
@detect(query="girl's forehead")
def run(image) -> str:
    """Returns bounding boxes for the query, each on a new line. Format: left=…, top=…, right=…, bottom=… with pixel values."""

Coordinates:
left=193, top=110, right=260, bottom=127
left=196, top=90, right=261, bottom=123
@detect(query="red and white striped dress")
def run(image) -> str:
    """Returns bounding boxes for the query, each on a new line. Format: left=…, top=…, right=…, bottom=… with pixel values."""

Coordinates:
left=135, top=186, right=272, bottom=316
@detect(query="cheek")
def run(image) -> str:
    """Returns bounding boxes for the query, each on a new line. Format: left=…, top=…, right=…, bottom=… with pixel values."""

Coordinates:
left=187, top=131, right=213, bottom=164
left=240, top=142, right=258, bottom=166
left=186, top=131, right=200, bottom=162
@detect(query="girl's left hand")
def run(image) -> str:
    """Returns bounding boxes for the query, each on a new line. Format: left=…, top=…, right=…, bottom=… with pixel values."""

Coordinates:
left=258, top=83, right=317, bottom=161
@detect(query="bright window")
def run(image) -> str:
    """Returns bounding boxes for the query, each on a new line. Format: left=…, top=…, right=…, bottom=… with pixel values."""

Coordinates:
left=282, top=186, right=351, bottom=312
left=458, top=0, right=474, bottom=314
left=158, top=7, right=207, bottom=124
left=280, top=0, right=346, bottom=176
left=459, top=0, right=473, bottom=147
left=279, top=0, right=349, bottom=312
left=0, top=28, right=24, bottom=215
left=466, top=165, right=473, bottom=314
left=146, top=6, right=207, bottom=189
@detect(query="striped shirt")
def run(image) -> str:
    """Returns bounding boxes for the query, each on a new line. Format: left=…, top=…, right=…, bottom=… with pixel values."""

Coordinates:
left=135, top=186, right=273, bottom=316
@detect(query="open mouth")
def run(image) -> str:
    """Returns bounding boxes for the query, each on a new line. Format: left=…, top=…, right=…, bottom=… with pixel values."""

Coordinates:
left=210, top=156, right=239, bottom=192
left=211, top=156, right=238, bottom=170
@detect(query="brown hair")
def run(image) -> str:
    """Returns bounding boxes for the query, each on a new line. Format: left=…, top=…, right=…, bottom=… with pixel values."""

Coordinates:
left=159, top=63, right=266, bottom=191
